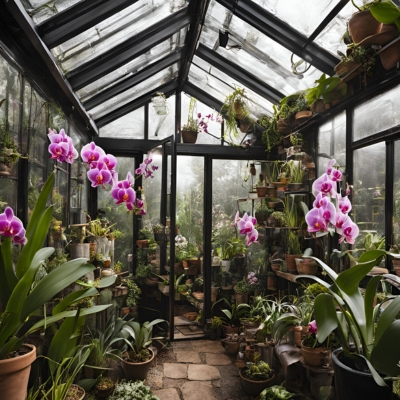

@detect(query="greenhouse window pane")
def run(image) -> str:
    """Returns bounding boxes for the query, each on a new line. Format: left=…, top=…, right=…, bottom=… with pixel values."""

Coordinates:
left=394, top=141, right=400, bottom=249
left=251, top=0, right=339, bottom=37
left=149, top=95, right=175, bottom=139
left=353, top=84, right=400, bottom=141
left=202, top=1, right=323, bottom=94
left=317, top=112, right=346, bottom=177
left=353, top=143, right=385, bottom=240
left=181, top=93, right=221, bottom=145
left=51, top=0, right=188, bottom=73
left=99, top=107, right=144, bottom=138
left=22, top=0, right=82, bottom=24
left=77, top=30, right=186, bottom=102
left=315, top=2, right=355, bottom=57
left=89, top=63, right=179, bottom=120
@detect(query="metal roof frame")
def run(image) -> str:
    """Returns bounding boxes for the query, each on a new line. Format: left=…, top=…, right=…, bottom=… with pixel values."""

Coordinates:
left=83, top=50, right=184, bottom=110
left=95, top=80, right=178, bottom=128
left=183, top=81, right=223, bottom=112
left=67, top=8, right=191, bottom=90
left=216, top=0, right=339, bottom=75
left=38, top=0, right=139, bottom=49
left=196, top=43, right=284, bottom=104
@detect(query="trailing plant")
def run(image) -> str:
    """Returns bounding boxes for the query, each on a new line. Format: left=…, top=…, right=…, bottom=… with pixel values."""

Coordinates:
left=342, top=45, right=376, bottom=76
left=122, top=276, right=141, bottom=307
left=259, top=109, right=282, bottom=152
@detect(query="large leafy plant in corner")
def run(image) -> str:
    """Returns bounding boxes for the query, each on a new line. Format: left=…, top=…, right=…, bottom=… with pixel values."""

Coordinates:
left=0, top=171, right=110, bottom=359
left=296, top=249, right=400, bottom=386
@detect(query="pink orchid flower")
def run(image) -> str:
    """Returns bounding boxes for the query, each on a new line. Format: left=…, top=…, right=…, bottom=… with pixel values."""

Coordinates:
left=111, top=172, right=137, bottom=211
left=339, top=216, right=359, bottom=244
left=87, top=161, right=112, bottom=188
left=246, top=227, right=258, bottom=245
left=338, top=194, right=352, bottom=214
left=335, top=210, right=348, bottom=232
left=320, top=200, right=336, bottom=226
left=81, top=142, right=105, bottom=164
left=325, top=159, right=336, bottom=176
left=0, top=207, right=27, bottom=244
left=237, top=213, right=257, bottom=235
left=309, top=320, right=317, bottom=335
left=312, top=173, right=337, bottom=198
left=331, top=169, right=342, bottom=182
left=305, top=208, right=328, bottom=233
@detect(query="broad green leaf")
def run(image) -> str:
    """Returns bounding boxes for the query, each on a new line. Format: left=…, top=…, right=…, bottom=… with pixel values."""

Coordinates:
left=96, top=275, right=117, bottom=288
left=357, top=249, right=386, bottom=264
left=22, top=259, right=94, bottom=319
left=221, top=310, right=232, bottom=321
left=371, top=320, right=400, bottom=377
left=354, top=354, right=388, bottom=386
left=0, top=246, right=12, bottom=307
left=52, top=287, right=98, bottom=315
left=375, top=296, right=400, bottom=344
left=364, top=275, right=382, bottom=342
left=370, top=2, right=400, bottom=24
left=314, top=294, right=339, bottom=343
left=2, top=238, right=17, bottom=292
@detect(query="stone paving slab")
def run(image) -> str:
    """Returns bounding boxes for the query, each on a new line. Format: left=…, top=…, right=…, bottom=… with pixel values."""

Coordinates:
left=205, top=352, right=232, bottom=365
left=181, top=381, right=218, bottom=400
left=187, top=364, right=221, bottom=381
left=175, top=350, right=202, bottom=364
left=153, top=387, right=181, bottom=400
left=191, top=340, right=225, bottom=353
left=164, top=363, right=188, bottom=379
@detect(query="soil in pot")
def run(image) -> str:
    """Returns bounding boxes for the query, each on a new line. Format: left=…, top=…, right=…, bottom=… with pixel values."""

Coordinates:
left=66, top=384, right=85, bottom=400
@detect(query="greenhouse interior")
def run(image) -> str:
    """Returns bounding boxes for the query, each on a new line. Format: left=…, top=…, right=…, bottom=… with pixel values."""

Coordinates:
left=2, top=0, right=400, bottom=399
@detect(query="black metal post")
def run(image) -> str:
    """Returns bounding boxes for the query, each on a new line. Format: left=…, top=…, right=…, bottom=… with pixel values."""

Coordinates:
left=386, top=140, right=394, bottom=269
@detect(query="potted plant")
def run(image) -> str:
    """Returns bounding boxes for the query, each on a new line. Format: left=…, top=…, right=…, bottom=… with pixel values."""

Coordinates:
left=152, top=223, right=165, bottom=242
left=182, top=242, right=200, bottom=274
left=239, top=360, right=275, bottom=397
left=259, top=386, right=302, bottom=399
left=151, top=92, right=167, bottom=115
left=221, top=87, right=251, bottom=140
left=234, top=276, right=252, bottom=304
left=256, top=173, right=268, bottom=197
left=221, top=333, right=242, bottom=355
left=255, top=202, right=273, bottom=223
left=108, top=380, right=159, bottom=400
left=135, top=262, right=158, bottom=286
left=68, top=224, right=90, bottom=259
left=121, top=276, right=141, bottom=315
left=136, top=228, right=152, bottom=248
left=287, top=160, right=304, bottom=190
left=0, top=172, right=110, bottom=400
left=182, top=97, right=221, bottom=143
left=231, top=237, right=247, bottom=268
left=191, top=277, right=204, bottom=300
left=94, top=377, right=115, bottom=399
left=119, top=319, right=166, bottom=381
left=266, top=197, right=281, bottom=209
left=248, top=188, right=258, bottom=199
left=212, top=297, right=250, bottom=333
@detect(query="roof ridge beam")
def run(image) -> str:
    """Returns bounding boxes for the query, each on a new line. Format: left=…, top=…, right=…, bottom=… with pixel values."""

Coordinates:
left=38, top=0, right=139, bottom=49
left=196, top=43, right=283, bottom=104
left=95, top=81, right=178, bottom=128
left=83, top=50, right=183, bottom=110
left=67, top=8, right=190, bottom=91
left=216, top=0, right=338, bottom=75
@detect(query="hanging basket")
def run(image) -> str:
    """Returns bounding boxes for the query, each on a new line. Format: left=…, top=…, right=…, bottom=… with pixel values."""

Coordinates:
left=181, top=129, right=198, bottom=144
left=152, top=96, right=167, bottom=115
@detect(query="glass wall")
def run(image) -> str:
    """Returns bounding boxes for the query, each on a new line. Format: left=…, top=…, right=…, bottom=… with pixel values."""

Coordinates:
left=393, top=141, right=400, bottom=250
left=353, top=142, right=386, bottom=253
left=99, top=107, right=144, bottom=139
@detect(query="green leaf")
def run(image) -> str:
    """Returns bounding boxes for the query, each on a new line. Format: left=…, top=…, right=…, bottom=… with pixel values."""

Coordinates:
left=370, top=2, right=400, bottom=24
left=2, top=238, right=17, bottom=293
left=21, top=259, right=94, bottom=319
left=314, top=294, right=339, bottom=343
left=52, top=287, right=98, bottom=315
left=96, top=275, right=117, bottom=288
left=364, top=276, right=382, bottom=339
left=375, top=296, right=400, bottom=345
left=354, top=354, right=388, bottom=386
left=0, top=244, right=12, bottom=307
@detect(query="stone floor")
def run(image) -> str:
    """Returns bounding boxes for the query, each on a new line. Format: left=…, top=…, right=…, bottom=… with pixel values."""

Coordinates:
left=145, top=339, right=252, bottom=400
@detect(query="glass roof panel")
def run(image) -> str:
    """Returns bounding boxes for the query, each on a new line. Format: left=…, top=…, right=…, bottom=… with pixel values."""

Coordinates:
left=251, top=0, right=340, bottom=37
left=315, top=2, right=356, bottom=57
left=189, top=55, right=273, bottom=117
left=89, top=63, right=179, bottom=120
left=22, top=0, right=82, bottom=24
left=77, top=29, right=186, bottom=102
left=51, top=0, right=188, bottom=73
left=203, top=1, right=323, bottom=94
left=99, top=107, right=144, bottom=139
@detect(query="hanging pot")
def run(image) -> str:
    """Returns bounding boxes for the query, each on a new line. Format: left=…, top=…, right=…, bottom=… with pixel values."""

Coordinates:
left=122, top=349, right=154, bottom=381
left=295, top=110, right=312, bottom=125
left=332, top=348, right=394, bottom=400
left=348, top=10, right=382, bottom=45
left=181, top=129, right=198, bottom=144
left=0, top=344, right=36, bottom=400
left=234, top=101, right=245, bottom=119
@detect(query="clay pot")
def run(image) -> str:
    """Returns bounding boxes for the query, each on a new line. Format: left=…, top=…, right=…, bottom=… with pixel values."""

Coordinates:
left=295, top=110, right=312, bottom=125
left=380, top=37, right=400, bottom=70
left=276, top=118, right=292, bottom=134
left=310, top=99, right=326, bottom=113
left=136, top=239, right=149, bottom=248
left=221, top=339, right=240, bottom=356
left=294, top=326, right=309, bottom=347
left=0, top=344, right=36, bottom=400
left=270, top=263, right=280, bottom=272
left=285, top=254, right=302, bottom=273
left=265, top=186, right=277, bottom=197
left=348, top=10, right=382, bottom=45
left=122, top=349, right=154, bottom=381
left=68, top=384, right=85, bottom=400
left=181, top=129, right=198, bottom=144
left=301, top=342, right=331, bottom=367
left=235, top=293, right=249, bottom=305
left=234, top=101, right=245, bottom=119
left=239, top=368, right=275, bottom=397
left=222, top=325, right=239, bottom=335
left=256, top=186, right=267, bottom=197
left=295, top=258, right=318, bottom=275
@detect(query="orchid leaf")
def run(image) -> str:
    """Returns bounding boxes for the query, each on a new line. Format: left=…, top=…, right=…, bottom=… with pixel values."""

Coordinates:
left=2, top=238, right=17, bottom=293
left=354, top=354, right=388, bottom=387
left=314, top=294, right=339, bottom=343
left=0, top=251, right=11, bottom=307
left=52, top=287, right=98, bottom=315
left=364, top=275, right=382, bottom=333
left=95, top=275, right=117, bottom=288
left=375, top=296, right=400, bottom=345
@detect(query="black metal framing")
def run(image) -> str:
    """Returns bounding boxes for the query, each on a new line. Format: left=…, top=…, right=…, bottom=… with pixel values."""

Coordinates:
left=67, top=8, right=191, bottom=90
left=5, top=0, right=98, bottom=136
left=196, top=43, right=283, bottom=104
left=83, top=50, right=184, bottom=110
left=183, top=82, right=223, bottom=113
left=95, top=81, right=178, bottom=128
left=38, top=0, right=139, bottom=49
left=216, top=0, right=338, bottom=75
left=178, top=0, right=211, bottom=92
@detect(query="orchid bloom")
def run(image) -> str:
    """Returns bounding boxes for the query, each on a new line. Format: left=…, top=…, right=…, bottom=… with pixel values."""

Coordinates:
left=234, top=212, right=258, bottom=246
left=338, top=194, right=352, bottom=214
left=309, top=320, right=317, bottom=335
left=48, top=128, right=78, bottom=164
left=335, top=210, right=348, bottom=233
left=325, top=159, right=336, bottom=176
left=312, top=173, right=337, bottom=198
left=246, top=227, right=259, bottom=246
left=111, top=172, right=136, bottom=211
left=313, top=192, right=328, bottom=209
left=339, top=216, right=359, bottom=244
left=135, top=152, right=158, bottom=178
left=81, top=142, right=105, bottom=165
left=305, top=208, right=328, bottom=234
left=87, top=161, right=112, bottom=188
left=0, top=207, right=27, bottom=244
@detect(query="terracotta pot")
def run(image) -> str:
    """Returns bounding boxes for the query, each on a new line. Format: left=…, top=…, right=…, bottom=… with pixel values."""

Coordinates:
left=267, top=273, right=276, bottom=290
left=122, top=349, right=154, bottom=381
left=287, top=183, right=302, bottom=191
left=0, top=344, right=36, bottom=400
left=235, top=293, right=248, bottom=304
left=221, top=339, right=240, bottom=355
left=182, top=258, right=201, bottom=274
left=301, top=342, right=331, bottom=367
left=380, top=37, right=400, bottom=70
left=276, top=118, right=292, bottom=134
left=295, top=258, right=318, bottom=275
left=95, top=383, right=115, bottom=399
left=136, top=239, right=149, bottom=248
left=239, top=368, right=275, bottom=397
left=348, top=10, right=382, bottom=44
left=295, top=110, right=312, bottom=125
left=265, top=186, right=277, bottom=198
left=222, top=325, right=239, bottom=335
left=310, top=99, right=326, bottom=113
left=256, top=186, right=267, bottom=197
left=181, top=129, right=198, bottom=144
left=270, top=263, right=280, bottom=272
left=294, top=326, right=309, bottom=347
left=240, top=120, right=251, bottom=133
left=285, top=254, right=302, bottom=272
